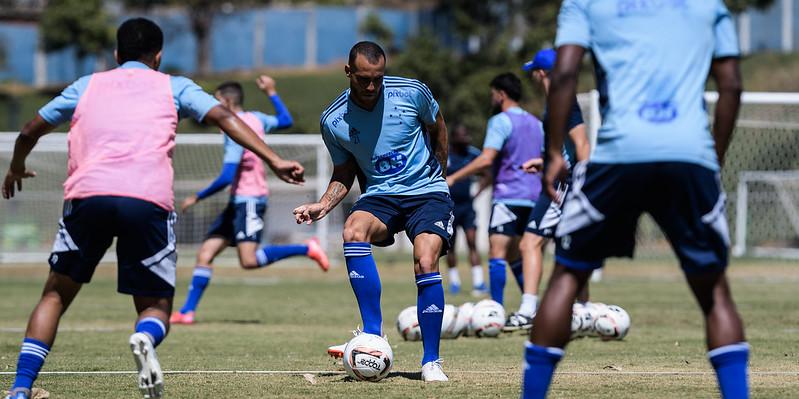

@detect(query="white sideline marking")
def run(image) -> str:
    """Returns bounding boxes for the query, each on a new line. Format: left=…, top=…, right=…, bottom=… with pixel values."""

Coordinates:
left=0, top=370, right=796, bottom=376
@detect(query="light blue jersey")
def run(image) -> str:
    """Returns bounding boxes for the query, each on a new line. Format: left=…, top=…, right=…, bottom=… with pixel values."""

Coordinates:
left=38, top=61, right=220, bottom=125
left=555, top=0, right=739, bottom=171
left=320, top=76, right=448, bottom=197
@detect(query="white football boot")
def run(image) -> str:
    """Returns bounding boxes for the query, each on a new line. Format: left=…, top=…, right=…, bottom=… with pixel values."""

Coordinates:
left=421, top=359, right=449, bottom=382
left=129, top=332, right=164, bottom=399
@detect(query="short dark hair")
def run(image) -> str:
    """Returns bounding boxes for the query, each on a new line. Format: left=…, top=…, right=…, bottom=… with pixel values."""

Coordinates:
left=117, top=18, right=164, bottom=64
left=348, top=41, right=386, bottom=69
left=490, top=73, right=522, bottom=102
left=215, top=81, right=244, bottom=106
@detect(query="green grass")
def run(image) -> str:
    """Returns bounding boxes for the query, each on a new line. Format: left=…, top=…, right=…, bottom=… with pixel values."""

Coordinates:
left=0, top=258, right=797, bottom=398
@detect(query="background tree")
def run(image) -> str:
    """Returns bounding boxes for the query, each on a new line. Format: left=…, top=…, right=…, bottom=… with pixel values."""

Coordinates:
left=40, top=0, right=113, bottom=61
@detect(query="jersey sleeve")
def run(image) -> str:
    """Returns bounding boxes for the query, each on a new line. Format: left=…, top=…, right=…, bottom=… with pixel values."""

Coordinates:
left=483, top=113, right=513, bottom=151
left=37, top=75, right=91, bottom=126
left=320, top=121, right=351, bottom=166
left=567, top=100, right=585, bottom=131
left=713, top=0, right=740, bottom=58
left=413, top=82, right=440, bottom=125
left=251, top=111, right=280, bottom=133
left=171, top=76, right=221, bottom=122
left=554, top=0, right=591, bottom=49
left=222, top=134, right=245, bottom=164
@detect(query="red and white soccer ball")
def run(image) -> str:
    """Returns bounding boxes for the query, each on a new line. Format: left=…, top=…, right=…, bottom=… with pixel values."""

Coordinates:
left=395, top=306, right=421, bottom=341
left=456, top=302, right=475, bottom=337
left=570, top=303, right=594, bottom=339
left=593, top=305, right=631, bottom=340
left=343, top=333, right=394, bottom=382
left=440, top=304, right=461, bottom=339
left=470, top=299, right=506, bottom=338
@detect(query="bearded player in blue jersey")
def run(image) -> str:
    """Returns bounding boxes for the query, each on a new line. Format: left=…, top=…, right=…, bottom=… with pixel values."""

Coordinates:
left=522, top=1, right=746, bottom=398
left=293, top=41, right=452, bottom=382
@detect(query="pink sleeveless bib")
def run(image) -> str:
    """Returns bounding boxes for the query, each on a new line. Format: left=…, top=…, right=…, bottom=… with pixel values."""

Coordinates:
left=230, top=112, right=268, bottom=197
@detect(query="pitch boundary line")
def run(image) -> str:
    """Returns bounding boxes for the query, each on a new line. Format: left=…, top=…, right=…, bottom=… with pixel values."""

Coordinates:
left=0, top=371, right=796, bottom=376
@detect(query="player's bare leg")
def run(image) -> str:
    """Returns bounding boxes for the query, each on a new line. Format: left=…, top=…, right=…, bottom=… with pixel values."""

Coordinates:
left=170, top=237, right=228, bottom=325
left=413, top=233, right=448, bottom=382
left=464, top=227, right=486, bottom=295
left=130, top=296, right=171, bottom=399
left=327, top=211, right=389, bottom=359
left=529, top=264, right=592, bottom=348
left=445, top=229, right=461, bottom=294
left=237, top=242, right=260, bottom=269
left=506, top=232, right=546, bottom=331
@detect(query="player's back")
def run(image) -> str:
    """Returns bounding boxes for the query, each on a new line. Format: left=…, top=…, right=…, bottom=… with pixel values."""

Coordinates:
left=556, top=0, right=739, bottom=170
left=228, top=111, right=268, bottom=198
left=66, top=67, right=178, bottom=210
left=448, top=145, right=481, bottom=203
left=489, top=108, right=543, bottom=203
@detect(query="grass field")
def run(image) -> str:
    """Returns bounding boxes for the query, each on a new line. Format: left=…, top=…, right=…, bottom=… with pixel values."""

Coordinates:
left=0, top=257, right=797, bottom=398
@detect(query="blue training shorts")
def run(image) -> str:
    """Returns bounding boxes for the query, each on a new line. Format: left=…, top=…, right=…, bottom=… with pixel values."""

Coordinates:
left=49, top=196, right=177, bottom=297
left=488, top=203, right=534, bottom=236
left=206, top=198, right=266, bottom=245
left=555, top=162, right=729, bottom=273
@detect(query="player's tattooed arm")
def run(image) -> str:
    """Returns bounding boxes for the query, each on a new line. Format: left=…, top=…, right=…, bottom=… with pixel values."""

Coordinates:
left=710, top=56, right=743, bottom=167
left=426, top=111, right=448, bottom=176
left=3, top=115, right=55, bottom=199
left=293, top=158, right=357, bottom=224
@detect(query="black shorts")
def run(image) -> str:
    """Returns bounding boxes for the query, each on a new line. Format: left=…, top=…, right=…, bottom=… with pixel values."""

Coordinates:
left=49, top=196, right=177, bottom=297
left=207, top=198, right=266, bottom=245
left=350, top=192, right=454, bottom=252
left=452, top=201, right=477, bottom=231
left=555, top=162, right=729, bottom=273
left=488, top=203, right=534, bottom=236
left=525, top=183, right=569, bottom=238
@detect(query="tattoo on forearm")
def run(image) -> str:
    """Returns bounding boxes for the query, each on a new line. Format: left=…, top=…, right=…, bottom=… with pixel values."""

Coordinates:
left=322, top=181, right=347, bottom=207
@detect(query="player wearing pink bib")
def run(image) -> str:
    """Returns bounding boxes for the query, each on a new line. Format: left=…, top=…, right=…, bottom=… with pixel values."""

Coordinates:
left=1, top=19, right=304, bottom=399
left=171, top=78, right=330, bottom=326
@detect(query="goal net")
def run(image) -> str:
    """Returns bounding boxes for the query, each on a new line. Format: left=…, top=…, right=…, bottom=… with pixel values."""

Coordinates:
left=0, top=133, right=357, bottom=264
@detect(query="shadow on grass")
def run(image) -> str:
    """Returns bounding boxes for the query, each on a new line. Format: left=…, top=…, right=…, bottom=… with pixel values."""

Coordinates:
left=216, top=319, right=262, bottom=324
left=334, top=371, right=422, bottom=383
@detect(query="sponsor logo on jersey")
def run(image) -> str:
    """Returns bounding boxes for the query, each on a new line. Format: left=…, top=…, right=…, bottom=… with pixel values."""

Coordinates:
left=349, top=127, right=361, bottom=144
left=617, top=0, right=687, bottom=17
left=638, top=101, right=678, bottom=123
left=386, top=89, right=411, bottom=99
left=373, top=151, right=408, bottom=175
left=331, top=112, right=347, bottom=128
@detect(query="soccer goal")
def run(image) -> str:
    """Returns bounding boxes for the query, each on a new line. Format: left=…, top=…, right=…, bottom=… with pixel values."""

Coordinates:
left=0, top=133, right=355, bottom=264
left=578, top=91, right=799, bottom=259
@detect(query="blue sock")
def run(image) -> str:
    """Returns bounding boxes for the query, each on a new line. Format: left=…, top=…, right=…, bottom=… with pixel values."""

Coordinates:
left=522, top=342, right=564, bottom=399
left=256, top=244, right=309, bottom=266
left=344, top=242, right=382, bottom=335
left=510, top=259, right=524, bottom=292
left=489, top=258, right=507, bottom=305
left=180, top=266, right=212, bottom=314
left=709, top=342, right=749, bottom=399
left=11, top=337, right=49, bottom=391
left=135, top=317, right=167, bottom=347
left=416, top=272, right=445, bottom=365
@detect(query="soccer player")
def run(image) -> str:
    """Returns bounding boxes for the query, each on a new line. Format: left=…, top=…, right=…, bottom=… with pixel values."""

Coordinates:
left=1, top=18, right=304, bottom=399
left=502, top=48, right=592, bottom=332
left=445, top=124, right=488, bottom=296
left=170, top=77, right=329, bottom=325
left=446, top=73, right=544, bottom=310
left=292, top=41, right=452, bottom=382
left=522, top=2, right=746, bottom=398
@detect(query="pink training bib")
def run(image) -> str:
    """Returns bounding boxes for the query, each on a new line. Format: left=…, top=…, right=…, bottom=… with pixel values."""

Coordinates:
left=64, top=67, right=178, bottom=211
left=230, top=112, right=268, bottom=197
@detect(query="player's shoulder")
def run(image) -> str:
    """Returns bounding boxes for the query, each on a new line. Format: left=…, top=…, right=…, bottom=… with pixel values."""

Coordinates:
left=384, top=76, right=434, bottom=99
left=320, top=89, right=349, bottom=128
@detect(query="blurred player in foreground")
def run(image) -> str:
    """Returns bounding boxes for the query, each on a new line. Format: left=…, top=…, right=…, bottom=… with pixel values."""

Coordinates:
left=523, top=2, right=746, bottom=398
left=445, top=124, right=488, bottom=296
left=293, top=41, right=452, bottom=382
left=170, top=77, right=329, bottom=325
left=447, top=73, right=544, bottom=315
left=1, top=18, right=304, bottom=399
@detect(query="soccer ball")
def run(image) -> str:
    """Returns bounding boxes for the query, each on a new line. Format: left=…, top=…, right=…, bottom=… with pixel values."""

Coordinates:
left=594, top=305, right=631, bottom=340
left=456, top=302, right=475, bottom=337
left=343, top=333, right=394, bottom=382
left=396, top=306, right=421, bottom=341
left=470, top=299, right=505, bottom=338
left=440, top=304, right=461, bottom=339
left=570, top=303, right=593, bottom=339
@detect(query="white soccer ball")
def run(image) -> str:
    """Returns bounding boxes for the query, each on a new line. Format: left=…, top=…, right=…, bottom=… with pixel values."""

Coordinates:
left=456, top=302, right=475, bottom=337
left=594, top=304, right=631, bottom=341
left=570, top=303, right=592, bottom=339
left=396, top=306, right=421, bottom=341
left=440, top=304, right=460, bottom=339
left=470, top=299, right=506, bottom=338
left=343, top=333, right=394, bottom=382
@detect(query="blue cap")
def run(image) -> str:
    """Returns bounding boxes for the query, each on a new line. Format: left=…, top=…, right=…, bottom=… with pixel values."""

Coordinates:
left=522, top=48, right=556, bottom=72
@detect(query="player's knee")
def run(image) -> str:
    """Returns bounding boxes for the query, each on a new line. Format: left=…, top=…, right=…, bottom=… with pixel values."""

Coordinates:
left=342, top=226, right=368, bottom=243
left=416, top=254, right=439, bottom=274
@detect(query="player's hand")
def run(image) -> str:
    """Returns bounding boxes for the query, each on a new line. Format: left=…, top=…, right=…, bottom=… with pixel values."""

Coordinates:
left=270, top=159, right=305, bottom=185
left=521, top=158, right=544, bottom=174
left=293, top=202, right=328, bottom=225
left=2, top=166, right=36, bottom=199
left=446, top=176, right=456, bottom=187
left=256, top=75, right=277, bottom=96
left=544, top=154, right=568, bottom=203
left=180, top=194, right=199, bottom=213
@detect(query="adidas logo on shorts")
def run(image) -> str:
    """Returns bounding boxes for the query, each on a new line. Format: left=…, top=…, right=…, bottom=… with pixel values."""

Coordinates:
left=349, top=270, right=365, bottom=279
left=236, top=232, right=246, bottom=240
left=422, top=304, right=443, bottom=314
left=435, top=221, right=445, bottom=230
